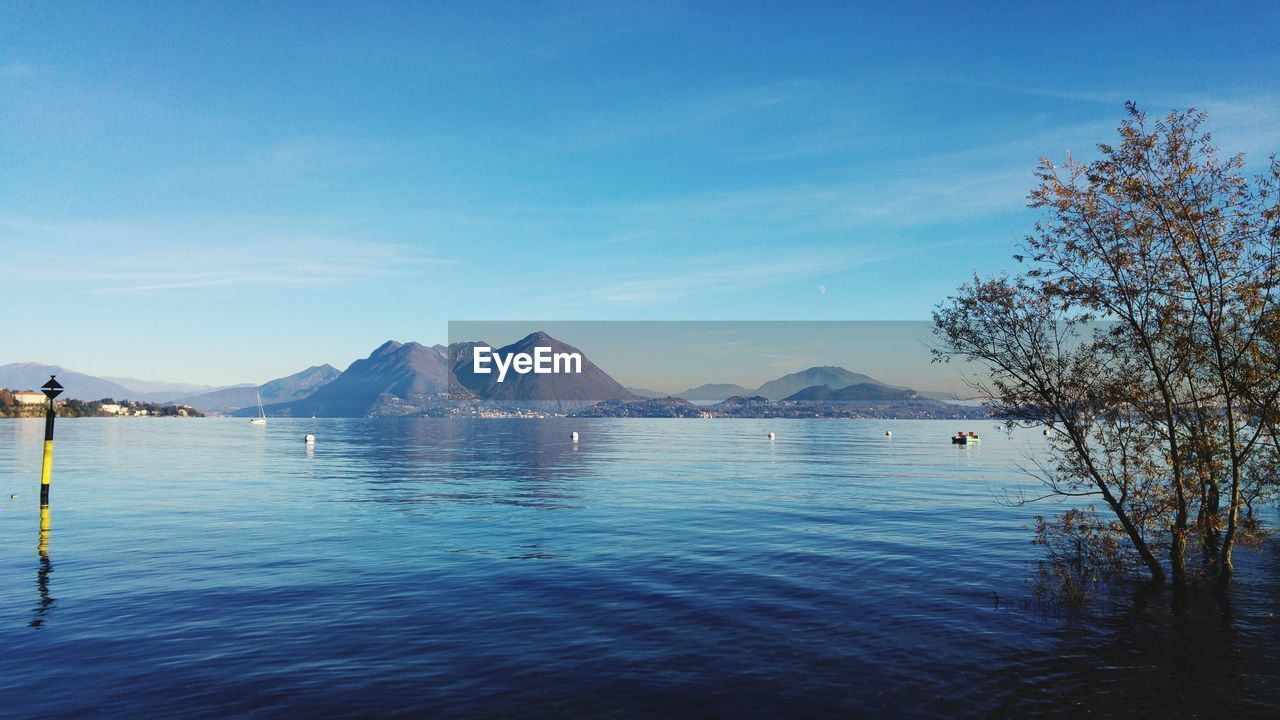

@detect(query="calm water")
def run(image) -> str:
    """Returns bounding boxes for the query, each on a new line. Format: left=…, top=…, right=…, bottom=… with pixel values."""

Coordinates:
left=0, top=418, right=1276, bottom=718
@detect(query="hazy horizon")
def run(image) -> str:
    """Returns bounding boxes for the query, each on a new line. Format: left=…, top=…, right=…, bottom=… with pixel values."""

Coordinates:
left=1, top=321, right=981, bottom=399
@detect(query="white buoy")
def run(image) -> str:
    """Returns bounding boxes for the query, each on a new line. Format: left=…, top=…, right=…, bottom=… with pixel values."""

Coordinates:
left=885, top=430, right=892, bottom=436
left=571, top=431, right=579, bottom=443
left=9, top=494, right=17, bottom=500
left=768, top=431, right=776, bottom=440
left=1043, top=428, right=1049, bottom=436
left=304, top=434, right=316, bottom=444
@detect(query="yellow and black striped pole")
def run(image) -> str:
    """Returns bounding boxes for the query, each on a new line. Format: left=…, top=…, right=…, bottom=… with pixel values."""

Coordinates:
left=39, top=375, right=63, bottom=507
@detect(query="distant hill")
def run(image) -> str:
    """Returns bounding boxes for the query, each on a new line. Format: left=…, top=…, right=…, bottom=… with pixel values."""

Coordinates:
left=753, top=366, right=902, bottom=401
left=782, top=383, right=918, bottom=402
left=675, top=382, right=753, bottom=402
left=711, top=395, right=773, bottom=410
left=626, top=387, right=670, bottom=399
left=183, top=364, right=340, bottom=413
left=452, top=332, right=636, bottom=407
left=0, top=362, right=251, bottom=403
left=0, top=362, right=137, bottom=401
left=250, top=341, right=449, bottom=417
left=102, top=376, right=220, bottom=398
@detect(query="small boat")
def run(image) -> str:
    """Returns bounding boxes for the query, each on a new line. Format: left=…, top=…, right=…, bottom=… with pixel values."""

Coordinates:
left=249, top=391, right=267, bottom=425
left=951, top=435, right=981, bottom=444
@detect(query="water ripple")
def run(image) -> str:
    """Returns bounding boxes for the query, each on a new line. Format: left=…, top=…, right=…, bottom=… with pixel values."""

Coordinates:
left=0, top=418, right=1276, bottom=717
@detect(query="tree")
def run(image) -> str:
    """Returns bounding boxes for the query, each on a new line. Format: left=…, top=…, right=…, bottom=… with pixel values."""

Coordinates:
left=934, top=104, right=1280, bottom=589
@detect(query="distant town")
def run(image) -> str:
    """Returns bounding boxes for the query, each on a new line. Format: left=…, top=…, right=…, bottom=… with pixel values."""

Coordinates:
left=0, top=388, right=203, bottom=419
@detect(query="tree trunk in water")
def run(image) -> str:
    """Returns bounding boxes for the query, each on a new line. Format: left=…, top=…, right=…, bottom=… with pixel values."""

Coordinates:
left=1218, top=465, right=1243, bottom=590
left=1199, top=481, right=1222, bottom=577
left=1170, top=528, right=1187, bottom=586
left=1104, top=494, right=1166, bottom=584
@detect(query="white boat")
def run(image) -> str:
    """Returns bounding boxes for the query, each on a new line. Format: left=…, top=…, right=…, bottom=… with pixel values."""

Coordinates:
left=249, top=391, right=267, bottom=425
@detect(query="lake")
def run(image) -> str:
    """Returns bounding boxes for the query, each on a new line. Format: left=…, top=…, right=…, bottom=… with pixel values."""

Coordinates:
left=1, top=418, right=1277, bottom=717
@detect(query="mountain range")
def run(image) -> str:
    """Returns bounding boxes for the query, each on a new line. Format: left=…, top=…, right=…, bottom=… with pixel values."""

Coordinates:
left=0, top=362, right=139, bottom=401
left=180, top=365, right=340, bottom=413
left=245, top=341, right=450, bottom=417
left=781, top=383, right=918, bottom=402
left=675, top=366, right=909, bottom=403
left=676, top=383, right=753, bottom=402
left=243, top=332, right=638, bottom=416
left=6, top=331, right=969, bottom=418
left=0, top=361, right=343, bottom=412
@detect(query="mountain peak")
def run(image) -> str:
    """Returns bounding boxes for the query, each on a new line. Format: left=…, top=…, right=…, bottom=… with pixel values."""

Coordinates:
left=451, top=331, right=633, bottom=406
left=512, top=330, right=559, bottom=347
left=754, top=366, right=896, bottom=401
left=371, top=340, right=403, bottom=356
left=782, top=383, right=918, bottom=402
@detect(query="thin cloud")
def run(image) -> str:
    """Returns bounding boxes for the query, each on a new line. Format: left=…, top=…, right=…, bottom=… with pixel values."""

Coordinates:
left=575, top=247, right=895, bottom=306
left=906, top=79, right=1280, bottom=160
left=0, top=61, right=34, bottom=77
left=0, top=216, right=449, bottom=295
left=542, top=78, right=821, bottom=150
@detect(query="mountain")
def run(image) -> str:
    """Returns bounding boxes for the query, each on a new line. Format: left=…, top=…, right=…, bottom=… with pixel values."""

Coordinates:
left=452, top=332, right=636, bottom=407
left=675, top=382, right=753, bottom=403
left=0, top=362, right=136, bottom=401
left=183, top=365, right=340, bottom=413
left=444, top=341, right=488, bottom=388
left=782, top=383, right=919, bottom=402
left=753, top=366, right=902, bottom=401
left=102, top=377, right=220, bottom=397
left=626, top=387, right=670, bottom=399
left=250, top=341, right=449, bottom=417
left=240, top=332, right=634, bottom=417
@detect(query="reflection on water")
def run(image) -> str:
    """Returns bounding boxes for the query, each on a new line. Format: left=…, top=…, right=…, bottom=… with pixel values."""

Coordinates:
left=30, top=506, right=52, bottom=629
left=0, top=418, right=1275, bottom=717
left=991, top=579, right=1279, bottom=718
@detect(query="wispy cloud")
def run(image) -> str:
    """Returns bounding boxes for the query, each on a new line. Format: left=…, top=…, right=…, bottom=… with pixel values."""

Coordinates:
left=1191, top=95, right=1280, bottom=162
left=0, top=216, right=448, bottom=294
left=570, top=246, right=895, bottom=306
left=0, top=61, right=34, bottom=77
left=537, top=160, right=1036, bottom=241
left=541, top=78, right=821, bottom=150
left=908, top=78, right=1280, bottom=161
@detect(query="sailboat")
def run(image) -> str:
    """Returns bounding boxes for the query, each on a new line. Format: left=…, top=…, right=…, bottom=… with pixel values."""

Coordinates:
left=249, top=390, right=267, bottom=425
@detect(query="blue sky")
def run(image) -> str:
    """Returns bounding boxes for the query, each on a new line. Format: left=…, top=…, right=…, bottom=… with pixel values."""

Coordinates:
left=2, top=1, right=1278, bottom=385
